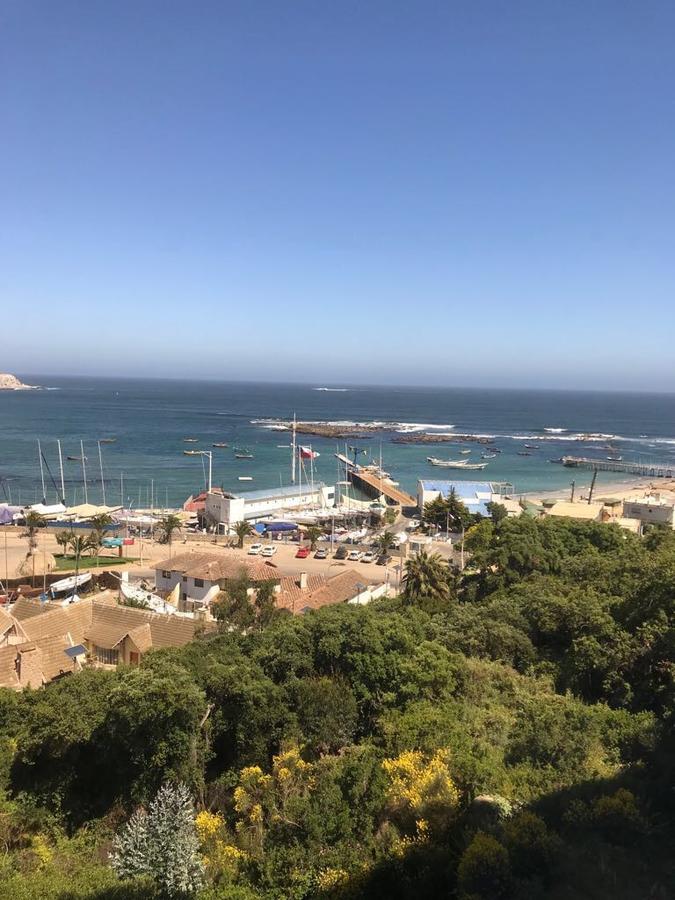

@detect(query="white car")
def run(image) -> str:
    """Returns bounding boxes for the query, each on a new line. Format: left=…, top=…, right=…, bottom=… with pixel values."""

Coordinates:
left=347, top=550, right=362, bottom=561
left=247, top=543, right=263, bottom=555
left=405, top=519, right=420, bottom=530
left=261, top=545, right=277, bottom=557
left=361, top=551, right=377, bottom=563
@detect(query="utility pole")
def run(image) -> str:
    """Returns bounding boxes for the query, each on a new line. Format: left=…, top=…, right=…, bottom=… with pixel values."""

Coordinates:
left=588, top=470, right=598, bottom=504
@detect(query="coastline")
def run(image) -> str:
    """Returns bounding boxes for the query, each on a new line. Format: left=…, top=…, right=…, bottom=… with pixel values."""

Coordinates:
left=521, top=476, right=675, bottom=504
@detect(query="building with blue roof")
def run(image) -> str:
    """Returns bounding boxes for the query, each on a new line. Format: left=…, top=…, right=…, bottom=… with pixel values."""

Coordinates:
left=417, top=480, right=510, bottom=517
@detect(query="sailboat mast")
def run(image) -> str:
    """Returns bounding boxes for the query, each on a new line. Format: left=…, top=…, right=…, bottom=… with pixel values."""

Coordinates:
left=291, top=413, right=297, bottom=484
left=98, top=441, right=107, bottom=505
left=37, top=440, right=46, bottom=503
left=57, top=439, right=66, bottom=504
left=81, top=440, right=88, bottom=504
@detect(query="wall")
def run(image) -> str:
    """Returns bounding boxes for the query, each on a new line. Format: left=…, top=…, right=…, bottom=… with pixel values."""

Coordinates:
left=622, top=500, right=675, bottom=527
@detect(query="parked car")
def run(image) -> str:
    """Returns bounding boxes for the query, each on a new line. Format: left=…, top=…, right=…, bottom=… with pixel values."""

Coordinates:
left=247, top=543, right=263, bottom=555
left=361, top=551, right=377, bottom=563
left=405, top=519, right=420, bottom=530
left=261, top=545, right=277, bottom=557
left=314, top=547, right=328, bottom=559
left=347, top=550, right=362, bottom=561
left=376, top=553, right=392, bottom=566
left=295, top=546, right=311, bottom=559
left=334, top=545, right=348, bottom=560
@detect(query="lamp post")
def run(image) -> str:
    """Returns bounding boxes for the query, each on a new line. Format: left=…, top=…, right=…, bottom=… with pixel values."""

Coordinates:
left=196, top=451, right=212, bottom=493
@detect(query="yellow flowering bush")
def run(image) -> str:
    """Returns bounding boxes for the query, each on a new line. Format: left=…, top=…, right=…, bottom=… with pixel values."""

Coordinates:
left=382, top=748, right=459, bottom=834
left=315, top=866, right=350, bottom=893
left=233, top=747, right=315, bottom=854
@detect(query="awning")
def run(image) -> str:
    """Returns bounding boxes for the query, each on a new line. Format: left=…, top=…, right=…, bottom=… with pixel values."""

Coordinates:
left=264, top=522, right=299, bottom=532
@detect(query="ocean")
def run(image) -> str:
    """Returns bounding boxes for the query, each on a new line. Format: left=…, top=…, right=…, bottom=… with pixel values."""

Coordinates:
left=2, top=376, right=675, bottom=508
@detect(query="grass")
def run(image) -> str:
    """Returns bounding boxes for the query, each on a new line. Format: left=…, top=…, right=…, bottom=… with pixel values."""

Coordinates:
left=54, top=555, right=140, bottom=571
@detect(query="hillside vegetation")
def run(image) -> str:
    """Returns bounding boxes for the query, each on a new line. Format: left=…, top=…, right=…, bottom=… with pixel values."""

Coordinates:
left=1, top=516, right=673, bottom=898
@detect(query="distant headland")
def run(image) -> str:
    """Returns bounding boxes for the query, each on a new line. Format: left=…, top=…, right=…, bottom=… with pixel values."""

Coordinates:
left=0, top=373, right=38, bottom=390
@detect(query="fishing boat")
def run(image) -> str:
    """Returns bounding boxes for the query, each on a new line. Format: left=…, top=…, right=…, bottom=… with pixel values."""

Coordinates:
left=427, top=457, right=488, bottom=470
left=183, top=437, right=199, bottom=443
left=212, top=442, right=229, bottom=448
left=234, top=448, right=254, bottom=459
left=487, top=447, right=502, bottom=453
left=524, top=444, right=539, bottom=450
left=50, top=573, right=92, bottom=597
left=99, top=437, right=117, bottom=444
left=459, top=449, right=471, bottom=455
left=607, top=455, right=623, bottom=461
left=517, top=451, right=532, bottom=457
left=183, top=450, right=201, bottom=456
left=481, top=453, right=497, bottom=459
left=66, top=455, right=87, bottom=462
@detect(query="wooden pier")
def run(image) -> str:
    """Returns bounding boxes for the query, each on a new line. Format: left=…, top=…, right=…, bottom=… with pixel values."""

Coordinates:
left=561, top=456, right=675, bottom=478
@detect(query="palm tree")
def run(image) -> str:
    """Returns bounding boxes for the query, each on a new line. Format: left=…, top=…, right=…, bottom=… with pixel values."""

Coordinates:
left=374, top=530, right=396, bottom=555
left=233, top=520, right=254, bottom=549
left=156, top=513, right=183, bottom=547
left=55, top=530, right=74, bottom=557
left=23, top=511, right=43, bottom=554
left=87, top=513, right=113, bottom=565
left=304, top=525, right=323, bottom=551
left=402, top=550, right=452, bottom=603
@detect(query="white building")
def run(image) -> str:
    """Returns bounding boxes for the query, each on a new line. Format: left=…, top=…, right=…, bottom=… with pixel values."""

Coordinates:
left=417, top=480, right=511, bottom=517
left=154, top=550, right=279, bottom=610
left=622, top=495, right=675, bottom=528
left=205, top=483, right=336, bottom=529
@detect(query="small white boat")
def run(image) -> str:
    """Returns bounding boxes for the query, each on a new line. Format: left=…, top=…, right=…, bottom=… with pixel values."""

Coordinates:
left=427, top=457, right=488, bottom=470
left=50, top=573, right=92, bottom=596
left=183, top=450, right=201, bottom=456
left=238, top=476, right=254, bottom=481
left=459, top=449, right=471, bottom=455
left=607, top=455, right=623, bottom=461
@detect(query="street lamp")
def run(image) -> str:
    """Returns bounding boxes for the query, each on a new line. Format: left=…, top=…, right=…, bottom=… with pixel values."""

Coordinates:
left=190, top=450, right=212, bottom=492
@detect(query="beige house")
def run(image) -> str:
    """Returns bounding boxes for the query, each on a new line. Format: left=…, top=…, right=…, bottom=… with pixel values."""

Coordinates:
left=0, top=595, right=207, bottom=689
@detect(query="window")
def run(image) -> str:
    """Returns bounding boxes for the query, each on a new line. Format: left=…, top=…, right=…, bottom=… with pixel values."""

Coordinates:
left=161, top=570, right=171, bottom=579
left=182, top=575, right=188, bottom=582
left=193, top=577, right=204, bottom=588
left=94, top=646, right=119, bottom=666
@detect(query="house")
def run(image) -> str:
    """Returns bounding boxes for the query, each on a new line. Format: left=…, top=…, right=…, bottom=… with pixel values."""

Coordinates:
left=0, top=594, right=207, bottom=689
left=205, top=482, right=336, bottom=529
left=544, top=501, right=605, bottom=522
left=272, top=569, right=385, bottom=614
left=417, top=480, right=512, bottom=517
left=154, top=550, right=280, bottom=610
left=622, top=494, right=675, bottom=529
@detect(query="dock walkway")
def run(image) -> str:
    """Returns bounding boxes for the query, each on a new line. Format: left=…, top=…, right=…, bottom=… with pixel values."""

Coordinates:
left=561, top=456, right=675, bottom=478
left=350, top=468, right=417, bottom=507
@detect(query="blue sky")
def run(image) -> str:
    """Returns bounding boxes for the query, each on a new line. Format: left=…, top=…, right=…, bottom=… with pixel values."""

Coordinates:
left=1, top=1, right=674, bottom=389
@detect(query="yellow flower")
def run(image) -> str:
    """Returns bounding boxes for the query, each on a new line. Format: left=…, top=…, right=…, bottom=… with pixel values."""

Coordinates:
left=195, top=810, right=224, bottom=844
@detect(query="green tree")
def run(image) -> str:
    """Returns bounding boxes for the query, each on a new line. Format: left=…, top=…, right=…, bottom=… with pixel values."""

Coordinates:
left=23, top=510, right=43, bottom=553
left=233, top=520, right=254, bottom=549
left=304, top=525, right=323, bottom=550
left=111, top=782, right=204, bottom=897
left=156, top=513, right=183, bottom=547
left=457, top=832, right=511, bottom=899
left=402, top=550, right=453, bottom=604
left=374, top=530, right=396, bottom=555
left=54, top=529, right=75, bottom=556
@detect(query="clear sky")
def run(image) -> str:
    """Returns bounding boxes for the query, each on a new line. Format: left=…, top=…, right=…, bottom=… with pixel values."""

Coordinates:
left=1, top=1, right=674, bottom=390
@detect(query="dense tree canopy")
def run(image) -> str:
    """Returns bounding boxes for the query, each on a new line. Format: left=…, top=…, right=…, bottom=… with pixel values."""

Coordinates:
left=1, top=515, right=674, bottom=898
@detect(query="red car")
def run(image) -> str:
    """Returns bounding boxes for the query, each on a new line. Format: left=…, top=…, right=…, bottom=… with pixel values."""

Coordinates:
left=295, top=546, right=311, bottom=558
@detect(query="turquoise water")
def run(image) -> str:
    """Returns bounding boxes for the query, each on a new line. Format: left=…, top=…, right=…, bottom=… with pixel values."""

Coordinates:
left=2, top=376, right=675, bottom=507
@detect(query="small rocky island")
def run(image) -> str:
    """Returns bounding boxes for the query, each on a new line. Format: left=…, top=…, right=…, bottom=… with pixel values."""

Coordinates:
left=0, top=373, right=37, bottom=390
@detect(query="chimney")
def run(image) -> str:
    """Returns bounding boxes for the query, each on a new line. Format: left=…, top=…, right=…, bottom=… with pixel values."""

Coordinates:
left=273, top=583, right=282, bottom=594
left=299, top=572, right=308, bottom=591
left=16, top=644, right=44, bottom=689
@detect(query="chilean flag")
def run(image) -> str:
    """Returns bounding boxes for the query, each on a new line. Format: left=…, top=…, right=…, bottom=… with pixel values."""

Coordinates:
left=299, top=446, right=320, bottom=459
